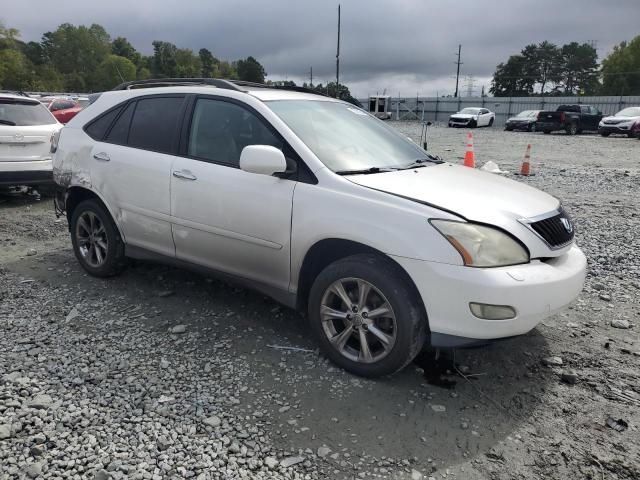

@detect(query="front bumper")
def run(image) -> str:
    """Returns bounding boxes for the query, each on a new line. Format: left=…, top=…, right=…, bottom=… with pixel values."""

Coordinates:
left=449, top=118, right=474, bottom=127
left=0, top=160, right=53, bottom=186
left=392, top=244, right=586, bottom=341
left=505, top=121, right=531, bottom=130
left=598, top=125, right=634, bottom=135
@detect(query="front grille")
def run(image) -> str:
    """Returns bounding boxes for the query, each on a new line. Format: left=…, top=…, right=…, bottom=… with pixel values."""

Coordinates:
left=529, top=210, right=574, bottom=248
left=604, top=119, right=622, bottom=125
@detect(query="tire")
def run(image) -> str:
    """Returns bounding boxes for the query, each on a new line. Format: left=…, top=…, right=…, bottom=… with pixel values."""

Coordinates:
left=504, top=127, right=513, bottom=131
left=308, top=254, right=427, bottom=378
left=469, top=120, right=477, bottom=128
left=543, top=130, right=551, bottom=134
left=566, top=123, right=578, bottom=135
left=600, top=132, right=610, bottom=137
left=488, top=117, right=494, bottom=127
left=528, top=123, right=536, bottom=132
left=70, top=199, right=126, bottom=277
left=627, top=132, right=635, bottom=138
left=448, top=122, right=453, bottom=128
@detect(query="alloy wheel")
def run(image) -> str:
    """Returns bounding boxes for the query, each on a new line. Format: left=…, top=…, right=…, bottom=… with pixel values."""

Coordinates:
left=320, top=277, right=397, bottom=364
left=75, top=211, right=108, bottom=268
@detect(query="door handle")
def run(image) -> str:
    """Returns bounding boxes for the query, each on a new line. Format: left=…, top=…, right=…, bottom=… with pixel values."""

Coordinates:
left=93, top=152, right=110, bottom=162
left=172, top=170, right=197, bottom=181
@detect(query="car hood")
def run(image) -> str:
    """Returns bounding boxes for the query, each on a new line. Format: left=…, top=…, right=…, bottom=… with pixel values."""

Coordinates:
left=450, top=113, right=476, bottom=119
left=601, top=115, right=640, bottom=122
left=348, top=163, right=559, bottom=224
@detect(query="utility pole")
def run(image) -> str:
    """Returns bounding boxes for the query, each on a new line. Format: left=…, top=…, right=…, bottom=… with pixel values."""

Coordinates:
left=454, top=44, right=462, bottom=98
left=336, top=4, right=341, bottom=98
left=309, top=67, right=313, bottom=88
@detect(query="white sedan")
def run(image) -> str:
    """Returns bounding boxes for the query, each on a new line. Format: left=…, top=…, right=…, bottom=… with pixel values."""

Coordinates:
left=449, top=107, right=495, bottom=128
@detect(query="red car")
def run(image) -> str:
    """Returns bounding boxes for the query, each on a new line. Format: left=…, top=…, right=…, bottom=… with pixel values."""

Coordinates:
left=40, top=98, right=82, bottom=124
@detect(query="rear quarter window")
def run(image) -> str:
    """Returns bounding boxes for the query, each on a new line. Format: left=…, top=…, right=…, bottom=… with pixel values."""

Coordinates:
left=85, top=106, right=124, bottom=140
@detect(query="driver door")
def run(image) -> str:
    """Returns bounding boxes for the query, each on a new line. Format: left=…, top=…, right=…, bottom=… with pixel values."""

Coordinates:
left=170, top=97, right=296, bottom=291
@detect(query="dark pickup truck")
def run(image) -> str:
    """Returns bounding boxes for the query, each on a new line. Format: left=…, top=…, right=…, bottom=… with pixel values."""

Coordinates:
left=535, top=104, right=603, bottom=135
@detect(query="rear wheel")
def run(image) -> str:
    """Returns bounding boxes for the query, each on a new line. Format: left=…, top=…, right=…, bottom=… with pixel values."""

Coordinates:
left=308, top=254, right=427, bottom=377
left=543, top=130, right=551, bottom=134
left=70, top=199, right=126, bottom=277
left=528, top=123, right=536, bottom=132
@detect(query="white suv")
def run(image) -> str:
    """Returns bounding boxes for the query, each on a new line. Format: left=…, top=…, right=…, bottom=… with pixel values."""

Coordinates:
left=1, top=93, right=61, bottom=188
left=53, top=79, right=586, bottom=377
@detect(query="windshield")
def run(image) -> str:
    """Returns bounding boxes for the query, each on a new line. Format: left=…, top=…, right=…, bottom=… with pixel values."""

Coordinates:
left=516, top=110, right=537, bottom=118
left=267, top=100, right=434, bottom=172
left=615, top=107, right=640, bottom=117
left=0, top=99, right=57, bottom=126
left=459, top=108, right=480, bottom=115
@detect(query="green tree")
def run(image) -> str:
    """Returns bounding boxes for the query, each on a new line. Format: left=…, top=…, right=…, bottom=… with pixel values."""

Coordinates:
left=0, top=49, right=32, bottom=90
left=0, top=22, right=19, bottom=50
left=490, top=54, right=534, bottom=96
left=601, top=35, right=640, bottom=95
left=152, top=40, right=178, bottom=77
left=112, top=37, right=141, bottom=66
left=217, top=60, right=237, bottom=79
left=236, top=56, right=266, bottom=83
left=199, top=48, right=218, bottom=77
left=40, top=23, right=111, bottom=91
left=561, top=42, right=599, bottom=94
left=175, top=48, right=201, bottom=77
left=94, top=54, right=137, bottom=90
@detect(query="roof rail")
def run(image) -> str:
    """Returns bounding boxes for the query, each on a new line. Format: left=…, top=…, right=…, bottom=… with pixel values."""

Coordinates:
left=110, top=78, right=328, bottom=98
left=111, top=78, right=243, bottom=91
left=0, top=90, right=30, bottom=97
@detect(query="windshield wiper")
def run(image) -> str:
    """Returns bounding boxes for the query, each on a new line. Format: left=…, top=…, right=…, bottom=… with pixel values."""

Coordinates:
left=335, top=166, right=396, bottom=176
left=0, top=119, right=17, bottom=126
left=398, top=156, right=444, bottom=170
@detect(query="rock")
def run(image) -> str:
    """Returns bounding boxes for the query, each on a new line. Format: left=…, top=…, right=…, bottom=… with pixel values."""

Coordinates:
left=30, top=445, right=45, bottom=456
left=158, top=290, right=175, bottom=298
left=611, top=319, right=630, bottom=329
left=0, top=424, right=12, bottom=440
left=94, top=470, right=111, bottom=480
left=280, top=456, right=305, bottom=468
left=159, top=359, right=170, bottom=369
left=278, top=405, right=290, bottom=413
left=170, top=324, right=187, bottom=334
left=411, top=469, right=423, bottom=480
left=460, top=422, right=469, bottom=430
left=264, top=457, right=279, bottom=469
left=431, top=404, right=446, bottom=412
left=317, top=446, right=331, bottom=458
left=561, top=371, right=578, bottom=385
left=28, top=394, right=53, bottom=409
left=26, top=248, right=37, bottom=256
left=157, top=436, right=171, bottom=451
left=25, top=462, right=43, bottom=478
left=203, top=415, right=221, bottom=428
left=599, top=293, right=612, bottom=302
left=542, top=356, right=563, bottom=367
left=65, top=307, right=80, bottom=322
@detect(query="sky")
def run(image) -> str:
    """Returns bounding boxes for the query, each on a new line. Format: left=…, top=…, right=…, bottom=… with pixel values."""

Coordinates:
left=4, top=0, right=639, bottom=98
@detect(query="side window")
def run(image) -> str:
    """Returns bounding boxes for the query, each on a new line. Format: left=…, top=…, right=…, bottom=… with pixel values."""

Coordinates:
left=580, top=106, right=589, bottom=114
left=85, top=106, right=123, bottom=141
left=127, top=96, right=184, bottom=154
left=188, top=98, right=283, bottom=166
left=105, top=102, right=135, bottom=144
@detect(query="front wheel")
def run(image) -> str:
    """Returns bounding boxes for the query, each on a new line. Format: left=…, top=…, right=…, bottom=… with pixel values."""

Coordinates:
left=566, top=123, right=578, bottom=135
left=488, top=117, right=494, bottom=127
left=70, top=199, right=126, bottom=277
left=600, top=131, right=610, bottom=137
left=308, top=254, right=427, bottom=377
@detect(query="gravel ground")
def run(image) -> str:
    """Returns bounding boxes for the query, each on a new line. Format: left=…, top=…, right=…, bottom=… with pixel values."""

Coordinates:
left=1, top=126, right=639, bottom=480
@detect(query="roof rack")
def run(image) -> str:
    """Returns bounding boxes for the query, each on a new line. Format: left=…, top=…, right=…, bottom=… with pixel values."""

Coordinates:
left=112, top=78, right=242, bottom=91
left=111, top=78, right=327, bottom=97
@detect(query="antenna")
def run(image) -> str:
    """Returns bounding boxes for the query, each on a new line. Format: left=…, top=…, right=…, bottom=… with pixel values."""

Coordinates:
left=336, top=4, right=341, bottom=98
left=454, top=44, right=462, bottom=98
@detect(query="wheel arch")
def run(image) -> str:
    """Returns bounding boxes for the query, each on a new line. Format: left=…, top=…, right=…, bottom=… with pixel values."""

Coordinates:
left=64, top=186, right=124, bottom=240
left=295, top=238, right=428, bottom=328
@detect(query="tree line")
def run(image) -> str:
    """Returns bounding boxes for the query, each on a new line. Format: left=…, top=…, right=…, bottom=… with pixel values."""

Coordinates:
left=490, top=37, right=640, bottom=97
left=0, top=22, right=268, bottom=92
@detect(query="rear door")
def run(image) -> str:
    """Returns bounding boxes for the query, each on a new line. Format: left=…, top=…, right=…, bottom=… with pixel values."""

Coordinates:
left=170, top=96, right=297, bottom=290
left=86, top=95, right=187, bottom=257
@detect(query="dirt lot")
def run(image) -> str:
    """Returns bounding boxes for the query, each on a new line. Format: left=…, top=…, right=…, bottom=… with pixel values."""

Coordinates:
left=1, top=127, right=639, bottom=480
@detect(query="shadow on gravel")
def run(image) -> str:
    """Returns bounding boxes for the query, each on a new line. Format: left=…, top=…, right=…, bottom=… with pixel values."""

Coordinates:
left=7, top=250, right=553, bottom=474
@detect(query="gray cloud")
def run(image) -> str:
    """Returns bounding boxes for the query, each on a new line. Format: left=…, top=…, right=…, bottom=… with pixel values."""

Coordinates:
left=4, top=0, right=639, bottom=97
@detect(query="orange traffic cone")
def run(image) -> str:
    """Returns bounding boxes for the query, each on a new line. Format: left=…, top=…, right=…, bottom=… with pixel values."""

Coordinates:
left=463, top=131, right=475, bottom=168
left=520, top=144, right=532, bottom=176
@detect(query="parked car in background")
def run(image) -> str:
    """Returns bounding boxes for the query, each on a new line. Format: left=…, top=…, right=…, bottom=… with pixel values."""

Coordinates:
left=0, top=93, right=61, bottom=187
left=504, top=110, right=540, bottom=132
left=536, top=104, right=603, bottom=135
left=598, top=107, right=640, bottom=138
left=52, top=78, right=586, bottom=377
left=448, top=108, right=495, bottom=128
left=40, top=97, right=83, bottom=124
left=74, top=97, right=91, bottom=109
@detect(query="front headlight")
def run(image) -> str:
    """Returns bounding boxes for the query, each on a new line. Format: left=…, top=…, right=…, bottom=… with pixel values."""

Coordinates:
left=430, top=220, right=529, bottom=267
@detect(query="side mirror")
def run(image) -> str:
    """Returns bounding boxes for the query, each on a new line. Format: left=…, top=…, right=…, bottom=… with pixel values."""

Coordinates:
left=427, top=121, right=433, bottom=126
left=240, top=145, right=287, bottom=176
